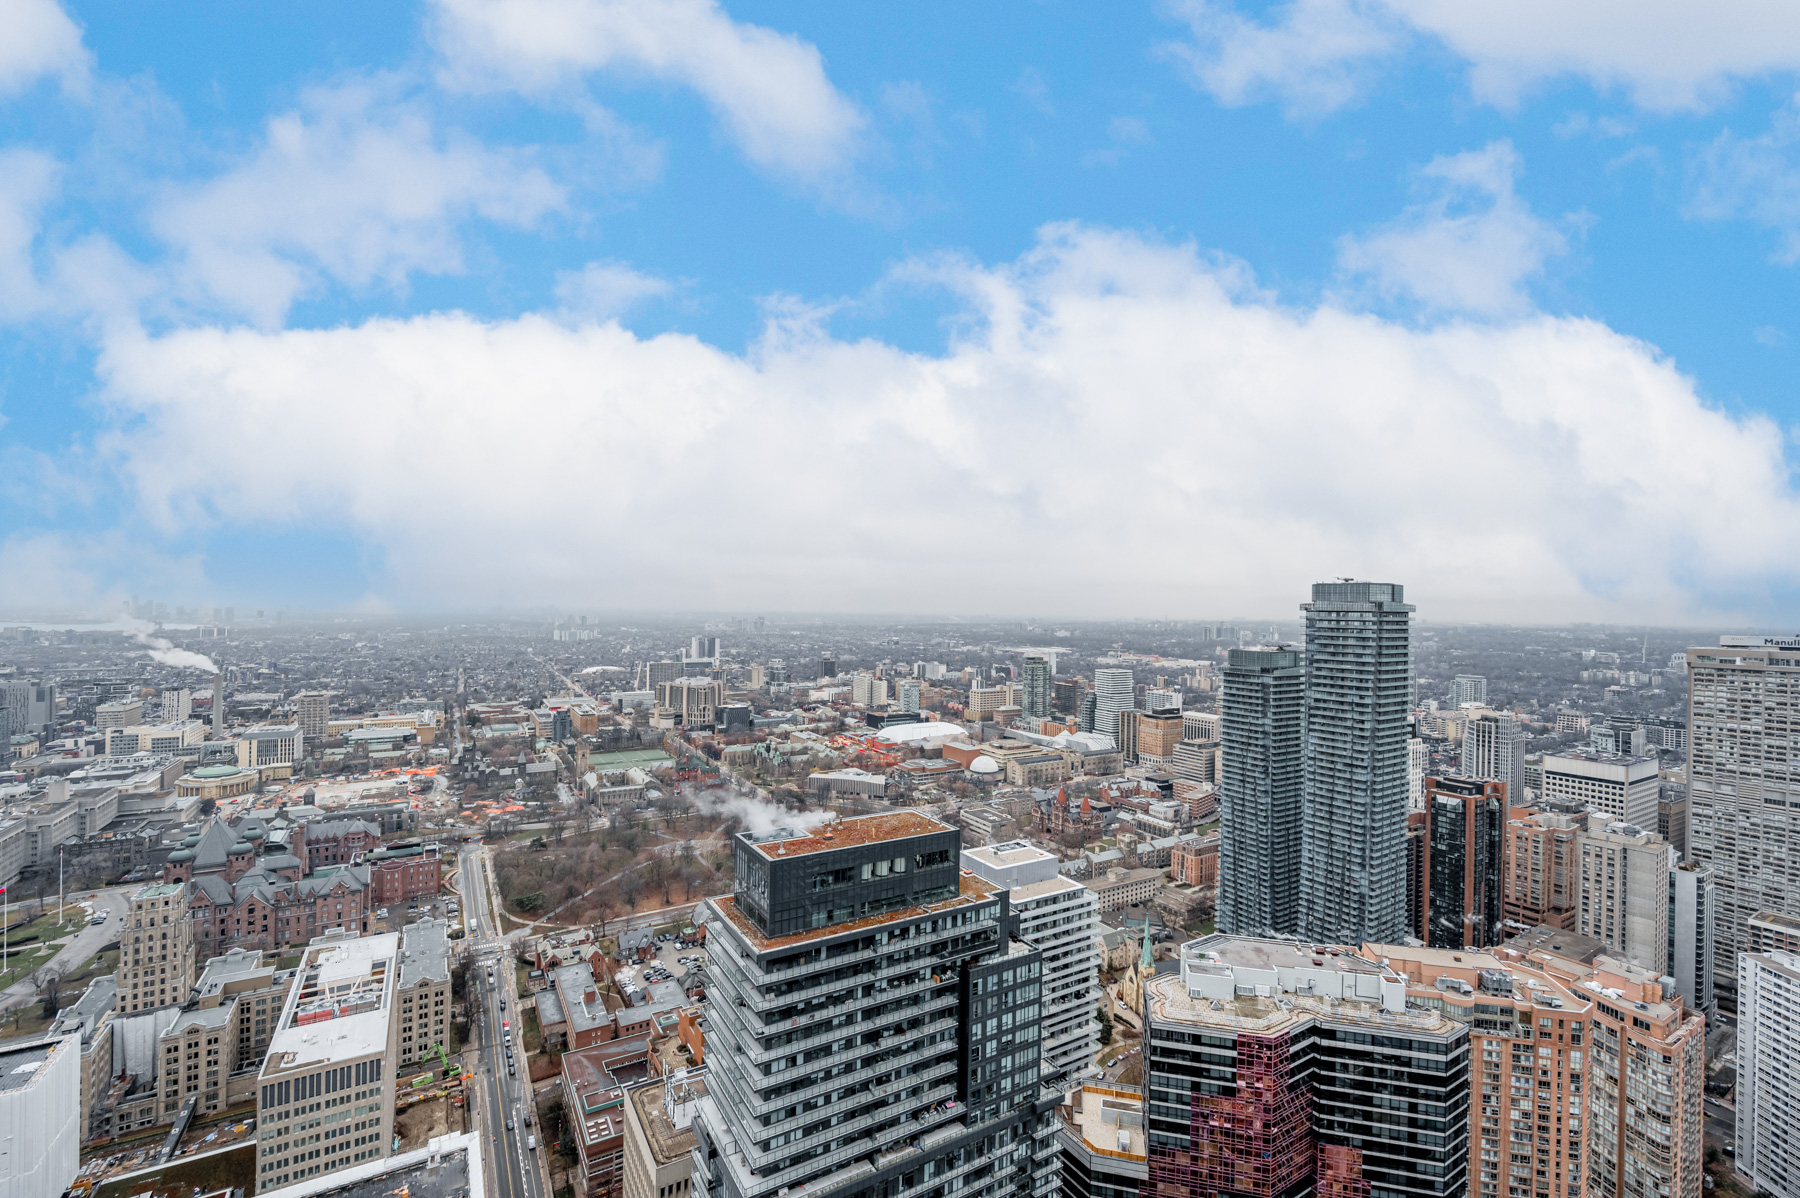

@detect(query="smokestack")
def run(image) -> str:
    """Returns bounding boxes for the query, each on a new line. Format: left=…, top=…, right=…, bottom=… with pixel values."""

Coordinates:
left=212, top=673, right=224, bottom=736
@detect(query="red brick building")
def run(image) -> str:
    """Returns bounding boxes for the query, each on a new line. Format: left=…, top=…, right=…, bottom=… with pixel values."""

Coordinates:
left=364, top=840, right=445, bottom=903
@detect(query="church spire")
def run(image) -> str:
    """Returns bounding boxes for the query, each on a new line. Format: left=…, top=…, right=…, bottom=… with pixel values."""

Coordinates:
left=1139, top=912, right=1154, bottom=970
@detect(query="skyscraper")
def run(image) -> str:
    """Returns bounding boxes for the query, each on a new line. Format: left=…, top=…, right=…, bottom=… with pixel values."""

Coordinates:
left=1739, top=950, right=1800, bottom=1198
left=692, top=813, right=1059, bottom=1198
left=294, top=690, right=330, bottom=739
left=1687, top=636, right=1800, bottom=981
left=1459, top=706, right=1523, bottom=796
left=1421, top=775, right=1506, bottom=949
left=1020, top=654, right=1051, bottom=721
left=1091, top=667, right=1133, bottom=739
left=1450, top=673, right=1487, bottom=708
left=1217, top=646, right=1305, bottom=937
left=1298, top=580, right=1415, bottom=945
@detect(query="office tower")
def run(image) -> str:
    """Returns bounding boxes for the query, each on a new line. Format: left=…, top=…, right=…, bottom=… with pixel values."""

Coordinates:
left=1078, top=691, right=1097, bottom=734
left=0, top=1036, right=80, bottom=1198
left=1503, top=808, right=1582, bottom=933
left=818, top=655, right=836, bottom=679
left=1670, top=862, right=1716, bottom=1016
left=1408, top=736, right=1426, bottom=807
left=1739, top=950, right=1800, bottom=1198
left=118, top=882, right=197, bottom=1013
left=645, top=661, right=684, bottom=689
left=656, top=678, right=725, bottom=726
left=1688, top=636, right=1800, bottom=980
left=1142, top=936, right=1470, bottom=1198
left=1181, top=711, right=1220, bottom=743
left=691, top=813, right=1059, bottom=1198
left=1217, top=647, right=1305, bottom=937
left=1115, top=710, right=1140, bottom=763
left=1020, top=654, right=1052, bottom=721
left=748, top=663, right=767, bottom=689
left=1368, top=945, right=1593, bottom=1198
left=1134, top=710, right=1183, bottom=768
left=1575, top=818, right=1675, bottom=975
left=294, top=690, right=330, bottom=739
left=1090, top=668, right=1133, bottom=738
left=1590, top=721, right=1648, bottom=756
left=1051, top=677, right=1083, bottom=718
left=1405, top=809, right=1427, bottom=937
left=897, top=679, right=921, bottom=713
left=1538, top=748, right=1659, bottom=826
left=95, top=698, right=145, bottom=731
left=159, top=687, right=192, bottom=723
left=871, top=679, right=889, bottom=707
left=256, top=933, right=402, bottom=1189
left=1450, top=674, right=1488, bottom=707
left=1298, top=580, right=1414, bottom=945
left=1420, top=776, right=1506, bottom=949
left=0, top=679, right=55, bottom=735
left=961, top=841, right=1099, bottom=1082
left=690, top=635, right=721, bottom=662
left=1143, top=687, right=1181, bottom=712
left=1459, top=706, right=1524, bottom=796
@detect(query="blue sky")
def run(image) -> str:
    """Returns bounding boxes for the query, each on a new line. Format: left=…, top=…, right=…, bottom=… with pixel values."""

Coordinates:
left=4, top=0, right=1800, bottom=623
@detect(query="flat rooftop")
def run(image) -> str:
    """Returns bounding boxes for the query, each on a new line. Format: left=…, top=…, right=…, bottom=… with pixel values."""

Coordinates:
left=265, top=933, right=398, bottom=1072
left=1504, top=925, right=1605, bottom=965
left=259, top=1133, right=479, bottom=1198
left=0, top=1038, right=64, bottom=1095
left=743, top=810, right=953, bottom=859
left=963, top=841, right=1055, bottom=869
left=1066, top=1085, right=1146, bottom=1161
left=714, top=870, right=998, bottom=952
left=629, top=1072, right=709, bottom=1166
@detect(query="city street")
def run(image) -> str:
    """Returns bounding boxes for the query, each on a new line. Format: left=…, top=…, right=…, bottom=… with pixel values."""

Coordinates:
left=460, top=843, right=548, bottom=1198
left=0, top=881, right=132, bottom=1015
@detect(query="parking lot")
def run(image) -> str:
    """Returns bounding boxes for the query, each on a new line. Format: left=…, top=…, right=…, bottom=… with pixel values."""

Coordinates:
left=613, top=933, right=705, bottom=1001
left=371, top=894, right=462, bottom=934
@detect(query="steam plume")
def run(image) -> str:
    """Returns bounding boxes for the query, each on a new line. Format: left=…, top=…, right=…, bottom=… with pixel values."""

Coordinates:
left=693, top=790, right=834, bottom=838
left=123, top=617, right=220, bottom=674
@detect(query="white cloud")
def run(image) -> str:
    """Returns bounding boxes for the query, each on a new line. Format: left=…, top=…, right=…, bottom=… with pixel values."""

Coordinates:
left=89, top=224, right=1800, bottom=622
left=1337, top=141, right=1568, bottom=316
left=1165, top=0, right=1800, bottom=115
left=152, top=83, right=564, bottom=324
left=0, top=148, right=60, bottom=318
left=430, top=0, right=866, bottom=185
left=0, top=0, right=90, bottom=98
left=1687, top=102, right=1800, bottom=262
left=553, top=260, right=671, bottom=319
left=1161, top=0, right=1403, bottom=118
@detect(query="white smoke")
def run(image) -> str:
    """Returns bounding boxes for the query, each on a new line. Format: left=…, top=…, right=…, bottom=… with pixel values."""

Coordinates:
left=122, top=617, right=220, bottom=674
left=694, top=791, right=835, bottom=838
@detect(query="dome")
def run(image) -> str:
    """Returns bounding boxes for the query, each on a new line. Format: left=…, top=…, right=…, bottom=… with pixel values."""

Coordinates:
left=192, top=765, right=243, bottom=779
left=182, top=832, right=201, bottom=846
left=969, top=755, right=1000, bottom=775
left=168, top=848, right=195, bottom=863
left=244, top=826, right=265, bottom=841
left=231, top=841, right=254, bottom=855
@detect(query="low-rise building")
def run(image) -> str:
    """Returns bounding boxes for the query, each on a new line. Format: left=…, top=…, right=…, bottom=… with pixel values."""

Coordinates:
left=1083, top=866, right=1161, bottom=913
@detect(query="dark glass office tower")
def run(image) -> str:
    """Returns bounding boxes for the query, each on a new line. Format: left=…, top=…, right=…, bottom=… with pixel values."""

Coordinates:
left=1298, top=580, right=1415, bottom=945
left=1217, top=646, right=1306, bottom=936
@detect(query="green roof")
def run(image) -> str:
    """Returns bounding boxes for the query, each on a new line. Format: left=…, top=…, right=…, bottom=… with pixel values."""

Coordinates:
left=589, top=749, right=674, bottom=769
left=192, top=765, right=244, bottom=779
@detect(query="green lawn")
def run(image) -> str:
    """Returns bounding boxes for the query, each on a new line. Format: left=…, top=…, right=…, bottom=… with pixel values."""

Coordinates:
left=0, top=912, right=87, bottom=991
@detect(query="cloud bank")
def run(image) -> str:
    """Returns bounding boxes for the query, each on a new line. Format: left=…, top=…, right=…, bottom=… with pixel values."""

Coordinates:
left=87, top=224, right=1800, bottom=623
left=1168, top=0, right=1800, bottom=114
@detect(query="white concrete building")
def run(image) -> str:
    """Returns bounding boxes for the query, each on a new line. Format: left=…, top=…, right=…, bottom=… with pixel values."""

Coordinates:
left=1739, top=950, right=1800, bottom=1198
left=961, top=839, right=1100, bottom=1082
left=1540, top=748, right=1660, bottom=826
left=0, top=1035, right=80, bottom=1198
left=256, top=932, right=402, bottom=1190
left=1576, top=818, right=1676, bottom=975
left=1091, top=668, right=1134, bottom=739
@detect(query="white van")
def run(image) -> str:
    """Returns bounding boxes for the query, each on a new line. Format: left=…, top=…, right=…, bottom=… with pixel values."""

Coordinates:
left=528, top=1134, right=537, bottom=1151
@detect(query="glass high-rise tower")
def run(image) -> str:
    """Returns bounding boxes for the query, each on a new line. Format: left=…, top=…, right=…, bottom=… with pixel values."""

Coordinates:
left=1298, top=580, right=1415, bottom=945
left=1020, top=654, right=1052, bottom=721
left=1217, top=646, right=1305, bottom=936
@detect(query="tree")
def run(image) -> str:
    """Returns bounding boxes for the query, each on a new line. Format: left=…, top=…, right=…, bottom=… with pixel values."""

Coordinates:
left=36, top=964, right=64, bottom=1021
left=1096, top=1004, right=1115, bottom=1046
